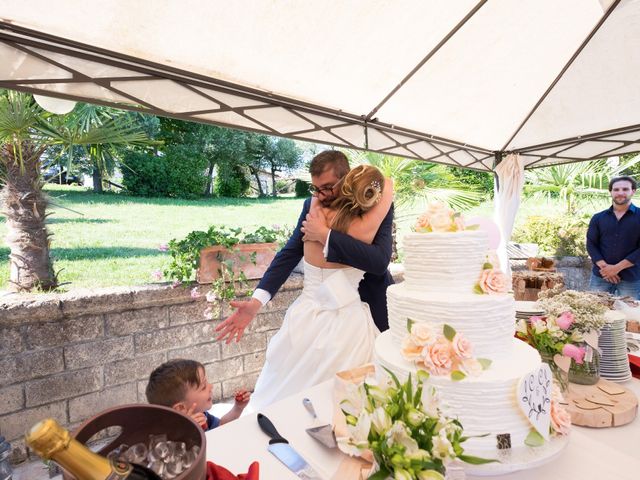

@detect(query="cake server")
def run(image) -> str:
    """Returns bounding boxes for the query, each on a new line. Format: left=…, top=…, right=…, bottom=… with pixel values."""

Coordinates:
left=257, top=413, right=321, bottom=479
left=302, top=398, right=337, bottom=449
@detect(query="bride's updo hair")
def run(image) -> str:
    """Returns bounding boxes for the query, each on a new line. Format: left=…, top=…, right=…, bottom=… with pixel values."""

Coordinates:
left=330, top=164, right=385, bottom=233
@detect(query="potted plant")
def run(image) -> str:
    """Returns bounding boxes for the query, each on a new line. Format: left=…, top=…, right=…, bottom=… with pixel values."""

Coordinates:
left=163, top=224, right=290, bottom=300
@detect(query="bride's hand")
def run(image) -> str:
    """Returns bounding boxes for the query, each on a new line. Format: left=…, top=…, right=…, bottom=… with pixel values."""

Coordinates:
left=301, top=207, right=330, bottom=244
left=215, top=298, right=261, bottom=343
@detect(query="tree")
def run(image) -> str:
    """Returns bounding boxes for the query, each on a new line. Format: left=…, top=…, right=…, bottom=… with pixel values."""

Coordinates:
left=0, top=91, right=153, bottom=291
left=524, top=155, right=640, bottom=214
left=248, top=136, right=303, bottom=197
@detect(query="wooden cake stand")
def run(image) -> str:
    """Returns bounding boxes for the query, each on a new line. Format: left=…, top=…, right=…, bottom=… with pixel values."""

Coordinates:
left=564, top=379, right=638, bottom=427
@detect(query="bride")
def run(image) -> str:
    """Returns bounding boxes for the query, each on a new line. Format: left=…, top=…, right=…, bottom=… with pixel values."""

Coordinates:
left=248, top=164, right=393, bottom=409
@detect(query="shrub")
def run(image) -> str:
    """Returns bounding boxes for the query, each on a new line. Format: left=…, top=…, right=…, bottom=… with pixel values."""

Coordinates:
left=295, top=178, right=311, bottom=197
left=214, top=163, right=250, bottom=197
left=512, top=215, right=589, bottom=257
left=121, top=146, right=208, bottom=199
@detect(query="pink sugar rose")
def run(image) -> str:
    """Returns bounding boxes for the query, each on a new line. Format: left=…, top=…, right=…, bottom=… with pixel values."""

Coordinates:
left=429, top=212, right=453, bottom=232
left=550, top=399, right=571, bottom=435
left=562, top=343, right=586, bottom=364
left=401, top=336, right=423, bottom=361
left=415, top=214, right=431, bottom=232
left=422, top=337, right=454, bottom=376
left=555, top=311, right=575, bottom=330
left=410, top=323, right=436, bottom=346
left=478, top=268, right=508, bottom=294
left=452, top=333, right=473, bottom=359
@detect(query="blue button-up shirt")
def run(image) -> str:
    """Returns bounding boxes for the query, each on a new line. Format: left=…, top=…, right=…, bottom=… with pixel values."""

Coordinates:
left=586, top=203, right=640, bottom=281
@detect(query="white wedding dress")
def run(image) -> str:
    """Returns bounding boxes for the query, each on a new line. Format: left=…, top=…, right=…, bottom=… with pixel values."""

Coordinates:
left=249, top=260, right=379, bottom=410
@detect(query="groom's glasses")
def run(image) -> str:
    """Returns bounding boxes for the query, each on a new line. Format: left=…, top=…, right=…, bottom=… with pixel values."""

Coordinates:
left=308, top=184, right=335, bottom=196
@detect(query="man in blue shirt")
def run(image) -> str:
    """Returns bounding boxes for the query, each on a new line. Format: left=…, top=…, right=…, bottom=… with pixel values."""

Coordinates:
left=586, top=176, right=640, bottom=298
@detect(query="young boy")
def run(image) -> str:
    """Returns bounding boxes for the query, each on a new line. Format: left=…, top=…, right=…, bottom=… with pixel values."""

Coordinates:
left=146, top=359, right=250, bottom=430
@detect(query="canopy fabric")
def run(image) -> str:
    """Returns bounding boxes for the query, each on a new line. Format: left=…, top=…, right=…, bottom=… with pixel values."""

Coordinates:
left=1, top=0, right=638, bottom=171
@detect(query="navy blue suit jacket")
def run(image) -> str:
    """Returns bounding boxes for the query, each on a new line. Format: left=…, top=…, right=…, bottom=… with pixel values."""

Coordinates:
left=256, top=197, right=394, bottom=331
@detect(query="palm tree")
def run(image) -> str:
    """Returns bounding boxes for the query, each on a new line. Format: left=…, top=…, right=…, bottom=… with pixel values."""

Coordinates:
left=524, top=155, right=640, bottom=214
left=0, top=91, right=153, bottom=291
left=346, top=150, right=486, bottom=260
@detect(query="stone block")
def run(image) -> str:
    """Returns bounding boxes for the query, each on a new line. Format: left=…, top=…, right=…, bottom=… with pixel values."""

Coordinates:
left=26, top=315, right=104, bottom=349
left=262, top=289, right=300, bottom=312
left=105, top=307, right=169, bottom=336
left=104, top=352, right=166, bottom=387
left=265, top=330, right=278, bottom=344
left=128, top=283, right=193, bottom=309
left=0, top=326, right=24, bottom=355
left=219, top=333, right=266, bottom=359
left=25, top=367, right=102, bottom=407
left=0, top=296, right=62, bottom=325
left=168, top=342, right=220, bottom=363
left=247, top=311, right=284, bottom=333
left=169, top=300, right=218, bottom=326
left=243, top=351, right=266, bottom=374
left=137, top=379, right=148, bottom=403
left=69, top=383, right=138, bottom=423
left=135, top=322, right=214, bottom=354
left=0, top=348, right=64, bottom=387
left=204, top=357, right=243, bottom=383
left=0, top=401, right=66, bottom=441
left=65, top=337, right=134, bottom=370
left=0, top=384, right=24, bottom=415
left=221, top=373, right=259, bottom=399
left=60, top=288, right=134, bottom=316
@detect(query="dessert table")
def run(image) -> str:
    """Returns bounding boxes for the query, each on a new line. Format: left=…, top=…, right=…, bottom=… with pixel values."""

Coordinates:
left=206, top=378, right=640, bottom=480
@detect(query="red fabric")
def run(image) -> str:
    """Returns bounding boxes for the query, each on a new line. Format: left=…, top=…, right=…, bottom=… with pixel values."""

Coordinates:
left=629, top=354, right=640, bottom=379
left=206, top=461, right=259, bottom=480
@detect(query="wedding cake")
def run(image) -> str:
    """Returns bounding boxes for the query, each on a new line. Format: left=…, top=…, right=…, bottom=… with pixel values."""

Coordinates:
left=374, top=205, right=569, bottom=468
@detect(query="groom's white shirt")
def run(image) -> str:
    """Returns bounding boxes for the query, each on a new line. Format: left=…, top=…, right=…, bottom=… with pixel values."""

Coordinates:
left=251, top=231, right=333, bottom=306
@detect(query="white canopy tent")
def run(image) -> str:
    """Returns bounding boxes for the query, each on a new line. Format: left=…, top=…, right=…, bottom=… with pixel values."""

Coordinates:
left=1, top=0, right=639, bottom=264
left=1, top=0, right=639, bottom=171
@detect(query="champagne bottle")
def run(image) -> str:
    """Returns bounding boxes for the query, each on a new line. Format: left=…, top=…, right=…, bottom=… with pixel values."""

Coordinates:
left=26, top=419, right=162, bottom=480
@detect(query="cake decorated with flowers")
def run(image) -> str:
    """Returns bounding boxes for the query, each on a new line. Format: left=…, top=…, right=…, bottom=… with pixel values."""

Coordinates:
left=374, top=203, right=570, bottom=466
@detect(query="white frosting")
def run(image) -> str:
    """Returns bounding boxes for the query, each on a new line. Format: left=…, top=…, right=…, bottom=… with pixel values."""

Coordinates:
left=402, top=230, right=488, bottom=294
left=375, top=333, right=541, bottom=455
left=387, top=284, right=516, bottom=360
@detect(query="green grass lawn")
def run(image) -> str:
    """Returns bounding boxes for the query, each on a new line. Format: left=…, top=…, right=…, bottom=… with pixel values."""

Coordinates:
left=0, top=185, right=304, bottom=290
left=0, top=185, right=611, bottom=290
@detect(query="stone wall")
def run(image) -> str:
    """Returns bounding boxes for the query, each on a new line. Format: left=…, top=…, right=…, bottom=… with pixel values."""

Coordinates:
left=0, top=275, right=302, bottom=465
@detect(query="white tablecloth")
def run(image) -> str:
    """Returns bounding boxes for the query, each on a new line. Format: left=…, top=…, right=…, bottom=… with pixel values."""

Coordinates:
left=206, top=378, right=640, bottom=480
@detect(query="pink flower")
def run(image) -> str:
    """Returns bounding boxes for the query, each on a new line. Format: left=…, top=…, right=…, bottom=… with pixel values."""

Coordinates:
left=158, top=243, right=169, bottom=252
left=555, top=311, right=575, bottom=330
left=410, top=323, right=435, bottom=346
left=415, top=213, right=431, bottom=232
left=151, top=270, right=163, bottom=281
left=529, top=315, right=544, bottom=325
left=203, top=306, right=214, bottom=320
left=562, top=343, right=586, bottom=364
left=452, top=333, right=473, bottom=359
left=550, top=399, right=571, bottom=435
left=190, top=287, right=200, bottom=299
left=171, top=280, right=182, bottom=289
left=422, top=338, right=454, bottom=375
left=401, top=337, right=423, bottom=362
left=477, top=268, right=508, bottom=294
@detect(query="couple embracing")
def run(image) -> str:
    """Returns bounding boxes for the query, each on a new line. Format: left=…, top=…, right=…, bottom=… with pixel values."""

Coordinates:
left=216, top=150, right=394, bottom=408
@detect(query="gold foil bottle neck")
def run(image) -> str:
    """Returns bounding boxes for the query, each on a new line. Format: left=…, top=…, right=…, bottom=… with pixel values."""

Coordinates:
left=26, top=419, right=71, bottom=459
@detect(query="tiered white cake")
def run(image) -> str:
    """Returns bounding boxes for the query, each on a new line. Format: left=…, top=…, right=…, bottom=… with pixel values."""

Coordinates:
left=374, top=230, right=546, bottom=457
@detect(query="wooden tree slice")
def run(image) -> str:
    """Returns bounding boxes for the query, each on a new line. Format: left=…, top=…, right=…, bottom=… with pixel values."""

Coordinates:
left=565, top=379, right=638, bottom=427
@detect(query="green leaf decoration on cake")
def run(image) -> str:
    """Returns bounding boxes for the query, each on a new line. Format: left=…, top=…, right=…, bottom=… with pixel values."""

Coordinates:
left=443, top=324, right=456, bottom=341
left=482, top=262, right=493, bottom=270
left=406, top=317, right=415, bottom=333
left=524, top=429, right=545, bottom=447
left=417, top=369, right=430, bottom=382
left=478, top=358, right=492, bottom=370
left=458, top=454, right=498, bottom=465
left=473, top=284, right=484, bottom=295
left=465, top=224, right=480, bottom=230
left=451, top=370, right=466, bottom=381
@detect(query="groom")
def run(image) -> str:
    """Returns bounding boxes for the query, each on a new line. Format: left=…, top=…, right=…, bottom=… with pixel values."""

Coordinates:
left=215, top=150, right=394, bottom=343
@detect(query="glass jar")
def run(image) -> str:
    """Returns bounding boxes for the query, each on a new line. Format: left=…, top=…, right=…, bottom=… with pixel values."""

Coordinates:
left=540, top=352, right=569, bottom=394
left=568, top=344, right=600, bottom=385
